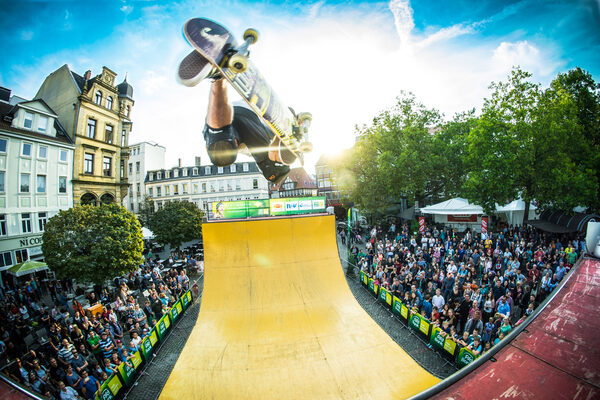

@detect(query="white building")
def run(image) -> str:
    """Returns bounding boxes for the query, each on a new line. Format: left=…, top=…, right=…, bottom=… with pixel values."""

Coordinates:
left=0, top=87, right=75, bottom=277
left=122, top=141, right=166, bottom=213
left=145, top=161, right=269, bottom=215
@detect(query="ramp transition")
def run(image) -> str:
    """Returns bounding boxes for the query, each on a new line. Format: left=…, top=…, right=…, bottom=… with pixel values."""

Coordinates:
left=160, top=215, right=438, bottom=399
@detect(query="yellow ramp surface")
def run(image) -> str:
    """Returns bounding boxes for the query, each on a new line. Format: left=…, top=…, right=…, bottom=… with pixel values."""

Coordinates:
left=161, top=215, right=438, bottom=399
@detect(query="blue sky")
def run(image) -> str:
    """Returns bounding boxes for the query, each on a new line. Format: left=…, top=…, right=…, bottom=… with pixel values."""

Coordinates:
left=1, top=0, right=599, bottom=170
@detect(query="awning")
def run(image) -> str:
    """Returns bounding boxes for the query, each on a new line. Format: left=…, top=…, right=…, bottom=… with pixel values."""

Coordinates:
left=420, top=198, right=484, bottom=215
left=142, top=227, right=155, bottom=239
left=8, top=260, right=49, bottom=277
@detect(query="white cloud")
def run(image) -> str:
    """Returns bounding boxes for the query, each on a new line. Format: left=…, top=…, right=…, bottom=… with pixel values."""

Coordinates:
left=21, top=30, right=34, bottom=40
left=389, top=0, right=414, bottom=47
left=492, top=40, right=558, bottom=77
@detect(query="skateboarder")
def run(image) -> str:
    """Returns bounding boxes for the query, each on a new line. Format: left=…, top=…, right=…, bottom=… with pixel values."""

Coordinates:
left=203, top=71, right=293, bottom=184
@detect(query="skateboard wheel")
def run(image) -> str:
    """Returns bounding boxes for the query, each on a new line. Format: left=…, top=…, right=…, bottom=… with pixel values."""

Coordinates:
left=243, top=28, right=259, bottom=44
left=229, top=54, right=248, bottom=73
left=297, top=112, right=312, bottom=123
left=299, top=141, right=313, bottom=153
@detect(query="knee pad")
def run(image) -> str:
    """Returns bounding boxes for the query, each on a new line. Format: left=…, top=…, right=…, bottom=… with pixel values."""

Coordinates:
left=256, top=158, right=290, bottom=184
left=204, top=124, right=239, bottom=166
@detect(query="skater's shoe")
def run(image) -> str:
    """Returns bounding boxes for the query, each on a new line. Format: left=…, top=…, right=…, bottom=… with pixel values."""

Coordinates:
left=177, top=51, right=223, bottom=87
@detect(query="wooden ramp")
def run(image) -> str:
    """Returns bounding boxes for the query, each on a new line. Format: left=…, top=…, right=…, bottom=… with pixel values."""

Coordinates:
left=160, top=215, right=438, bottom=399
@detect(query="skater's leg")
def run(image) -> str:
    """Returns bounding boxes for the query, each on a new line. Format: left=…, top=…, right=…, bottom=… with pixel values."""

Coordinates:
left=204, top=80, right=239, bottom=166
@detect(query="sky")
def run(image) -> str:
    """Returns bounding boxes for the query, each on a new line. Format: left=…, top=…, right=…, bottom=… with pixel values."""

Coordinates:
left=1, top=0, right=599, bottom=173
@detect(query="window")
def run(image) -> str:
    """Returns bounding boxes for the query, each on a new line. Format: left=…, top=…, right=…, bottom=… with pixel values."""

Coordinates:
left=205, top=166, right=211, bottom=175
left=165, top=171, right=170, bottom=179
left=219, top=181, right=224, bottom=192
left=128, top=163, right=132, bottom=174
left=120, top=160, right=124, bottom=178
left=0, top=251, right=12, bottom=267
left=95, top=90, right=102, bottom=105
left=37, top=115, right=48, bottom=132
left=253, top=179, right=258, bottom=189
left=183, top=169, right=188, bottom=177
left=0, top=215, right=6, bottom=236
left=157, top=172, right=162, bottom=179
left=230, top=164, right=236, bottom=173
left=103, top=157, right=112, bottom=176
left=210, top=182, right=216, bottom=192
left=105, top=125, right=113, bottom=143
left=193, top=167, right=198, bottom=175
left=136, top=162, right=140, bottom=173
left=87, top=119, right=96, bottom=139
left=36, top=175, right=46, bottom=193
left=156, top=187, right=161, bottom=196
left=106, top=96, right=113, bottom=110
left=0, top=172, right=4, bottom=193
left=21, top=213, right=32, bottom=233
left=217, top=166, right=223, bottom=174
left=59, top=176, right=67, bottom=193
left=227, top=180, right=232, bottom=191
left=38, top=212, right=47, bottom=231
left=193, top=184, right=198, bottom=194
left=22, top=142, right=32, bottom=157
left=149, top=173, right=154, bottom=181
left=136, top=183, right=140, bottom=196
left=243, top=163, right=249, bottom=172
left=173, top=184, right=179, bottom=195
left=174, top=169, right=179, bottom=178
left=164, top=186, right=170, bottom=195
left=126, top=105, right=131, bottom=117
left=38, top=145, right=47, bottom=159
left=183, top=184, right=188, bottom=194
left=84, top=153, right=94, bottom=174
left=148, top=187, right=153, bottom=197
left=236, top=179, right=241, bottom=190
left=0, top=138, right=6, bottom=152
left=20, top=173, right=30, bottom=192
left=121, top=130, right=127, bottom=146
left=202, top=183, right=206, bottom=193
left=59, top=149, right=68, bottom=162
left=156, top=201, right=163, bottom=210
left=24, top=112, right=33, bottom=129
left=15, top=249, right=28, bottom=264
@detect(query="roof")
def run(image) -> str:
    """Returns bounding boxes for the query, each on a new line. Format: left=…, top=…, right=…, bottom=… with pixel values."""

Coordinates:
left=420, top=197, right=484, bottom=215
left=496, top=199, right=538, bottom=212
left=527, top=210, right=599, bottom=233
left=270, top=167, right=316, bottom=191
left=0, top=101, right=73, bottom=145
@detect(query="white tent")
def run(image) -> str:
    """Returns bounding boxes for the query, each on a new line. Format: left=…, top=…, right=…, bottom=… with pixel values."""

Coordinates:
left=141, top=227, right=155, bottom=239
left=495, top=200, right=538, bottom=226
left=420, top=198, right=484, bottom=232
left=420, top=198, right=484, bottom=215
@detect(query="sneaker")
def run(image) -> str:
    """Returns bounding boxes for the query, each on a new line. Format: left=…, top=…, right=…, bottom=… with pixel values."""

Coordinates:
left=177, top=51, right=222, bottom=87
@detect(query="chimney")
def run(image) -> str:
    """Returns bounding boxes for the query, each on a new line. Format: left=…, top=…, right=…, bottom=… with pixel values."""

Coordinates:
left=178, top=158, right=182, bottom=167
left=84, top=70, right=92, bottom=81
left=195, top=156, right=202, bottom=166
left=0, top=87, right=10, bottom=103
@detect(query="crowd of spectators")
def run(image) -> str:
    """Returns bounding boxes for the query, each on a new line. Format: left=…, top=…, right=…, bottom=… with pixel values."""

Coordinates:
left=0, top=250, right=197, bottom=400
left=356, top=222, right=582, bottom=358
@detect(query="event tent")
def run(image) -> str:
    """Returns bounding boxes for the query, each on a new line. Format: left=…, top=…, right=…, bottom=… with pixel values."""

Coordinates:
left=495, top=200, right=538, bottom=226
left=8, top=260, right=49, bottom=277
left=420, top=198, right=484, bottom=215
left=142, top=227, right=155, bottom=239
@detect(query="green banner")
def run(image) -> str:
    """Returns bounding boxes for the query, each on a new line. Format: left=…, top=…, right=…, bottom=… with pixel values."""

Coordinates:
left=360, top=271, right=368, bottom=286
left=141, top=334, right=154, bottom=359
left=392, top=296, right=403, bottom=316
left=182, top=291, right=190, bottom=309
left=156, top=314, right=171, bottom=340
left=378, top=287, right=392, bottom=306
left=430, top=328, right=446, bottom=351
left=270, top=197, right=326, bottom=216
left=457, top=347, right=478, bottom=368
left=443, top=337, right=458, bottom=356
left=409, top=313, right=421, bottom=331
left=170, top=300, right=181, bottom=321
left=96, top=373, right=123, bottom=400
left=418, top=316, right=431, bottom=337
left=118, top=360, right=136, bottom=386
left=212, top=199, right=270, bottom=219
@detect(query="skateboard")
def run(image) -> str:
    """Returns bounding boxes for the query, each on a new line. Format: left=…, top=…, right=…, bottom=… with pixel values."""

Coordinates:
left=177, top=18, right=312, bottom=166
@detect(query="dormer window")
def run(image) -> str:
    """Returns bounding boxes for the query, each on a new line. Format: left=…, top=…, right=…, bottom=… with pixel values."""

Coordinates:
left=106, top=96, right=113, bottom=110
left=24, top=112, right=33, bottom=129
left=95, top=91, right=102, bottom=105
left=37, top=115, right=48, bottom=133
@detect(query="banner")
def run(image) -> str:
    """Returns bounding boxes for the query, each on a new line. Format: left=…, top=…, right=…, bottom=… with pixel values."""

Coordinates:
left=96, top=374, right=123, bottom=400
left=156, top=314, right=171, bottom=340
left=430, top=328, right=446, bottom=351
left=379, top=287, right=392, bottom=306
left=409, top=313, right=422, bottom=331
left=212, top=199, right=270, bottom=219
left=270, top=197, right=326, bottom=216
left=210, top=196, right=327, bottom=219
left=418, top=217, right=426, bottom=234
left=481, top=216, right=489, bottom=239
left=447, top=214, right=478, bottom=222
left=171, top=300, right=182, bottom=321
left=182, top=291, right=191, bottom=309
left=392, top=297, right=403, bottom=316
left=443, top=336, right=457, bottom=356
left=400, top=303, right=409, bottom=320
left=360, top=270, right=368, bottom=286
left=457, top=347, right=477, bottom=368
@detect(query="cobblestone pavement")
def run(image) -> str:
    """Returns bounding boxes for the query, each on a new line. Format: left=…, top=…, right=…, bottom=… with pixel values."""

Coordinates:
left=125, top=233, right=456, bottom=398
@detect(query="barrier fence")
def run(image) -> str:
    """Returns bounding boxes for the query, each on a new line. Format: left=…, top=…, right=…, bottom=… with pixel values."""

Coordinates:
left=95, top=290, right=194, bottom=400
left=359, top=271, right=477, bottom=370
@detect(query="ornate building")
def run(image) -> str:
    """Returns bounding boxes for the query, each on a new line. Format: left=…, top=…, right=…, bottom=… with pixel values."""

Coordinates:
left=35, top=65, right=133, bottom=205
left=269, top=167, right=317, bottom=198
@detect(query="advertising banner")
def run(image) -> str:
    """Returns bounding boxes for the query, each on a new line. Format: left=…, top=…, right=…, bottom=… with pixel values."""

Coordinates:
left=457, top=347, right=477, bottom=368
left=447, top=214, right=478, bottom=222
left=430, top=328, right=446, bottom=351
left=392, top=296, right=403, bottom=316
left=270, top=197, right=326, bottom=216
left=212, top=199, right=270, bottom=219
left=443, top=337, right=457, bottom=356
left=419, top=317, right=431, bottom=336
left=360, top=270, right=368, bottom=286
left=410, top=313, right=422, bottom=331
left=141, top=336, right=153, bottom=359
left=96, top=374, right=123, bottom=400
left=182, top=291, right=191, bottom=309
left=156, top=314, right=171, bottom=340
left=379, top=287, right=392, bottom=306
left=419, top=217, right=426, bottom=234
left=400, top=303, right=409, bottom=320
left=481, top=216, right=489, bottom=239
left=170, top=300, right=181, bottom=321
left=118, top=360, right=136, bottom=386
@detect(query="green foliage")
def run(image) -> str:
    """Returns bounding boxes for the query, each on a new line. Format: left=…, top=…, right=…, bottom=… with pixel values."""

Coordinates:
left=137, top=196, right=155, bottom=228
left=149, top=200, right=204, bottom=250
left=42, top=204, right=144, bottom=285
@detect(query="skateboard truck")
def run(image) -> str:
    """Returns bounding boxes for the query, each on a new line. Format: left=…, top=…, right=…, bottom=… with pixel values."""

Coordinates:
left=296, top=112, right=313, bottom=153
left=227, top=28, right=259, bottom=73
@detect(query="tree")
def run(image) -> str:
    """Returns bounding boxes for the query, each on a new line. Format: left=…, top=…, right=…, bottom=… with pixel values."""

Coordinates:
left=464, top=67, right=597, bottom=223
left=42, top=204, right=144, bottom=284
left=137, top=196, right=155, bottom=228
left=148, top=200, right=204, bottom=250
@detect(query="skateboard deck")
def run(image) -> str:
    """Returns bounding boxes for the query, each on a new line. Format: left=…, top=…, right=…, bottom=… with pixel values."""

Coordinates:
left=178, top=18, right=311, bottom=166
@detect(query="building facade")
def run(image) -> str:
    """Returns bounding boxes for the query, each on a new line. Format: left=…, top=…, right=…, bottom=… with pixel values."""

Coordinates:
left=145, top=162, right=269, bottom=214
left=123, top=142, right=166, bottom=214
left=269, top=167, right=317, bottom=198
left=35, top=65, right=133, bottom=206
left=0, top=88, right=75, bottom=275
left=315, top=155, right=341, bottom=206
